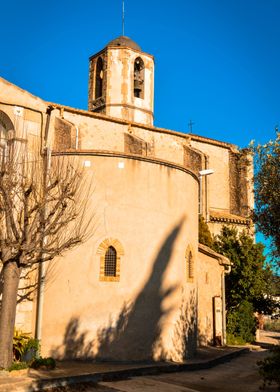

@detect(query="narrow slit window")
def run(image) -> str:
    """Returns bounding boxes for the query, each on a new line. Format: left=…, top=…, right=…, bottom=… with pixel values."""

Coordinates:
left=187, top=250, right=194, bottom=281
left=104, top=246, right=117, bottom=277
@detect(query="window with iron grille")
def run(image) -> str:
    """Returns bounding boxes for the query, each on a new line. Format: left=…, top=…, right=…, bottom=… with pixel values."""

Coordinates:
left=98, top=239, right=123, bottom=282
left=104, top=246, right=117, bottom=277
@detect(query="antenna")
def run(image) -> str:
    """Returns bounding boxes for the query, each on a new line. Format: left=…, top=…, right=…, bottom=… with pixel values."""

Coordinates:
left=122, top=0, right=125, bottom=36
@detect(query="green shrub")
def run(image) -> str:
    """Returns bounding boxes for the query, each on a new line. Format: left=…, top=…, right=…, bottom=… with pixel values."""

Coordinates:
left=199, top=216, right=214, bottom=248
left=30, top=357, right=56, bottom=370
left=258, top=345, right=280, bottom=389
left=226, top=300, right=256, bottom=343
left=8, top=361, right=28, bottom=372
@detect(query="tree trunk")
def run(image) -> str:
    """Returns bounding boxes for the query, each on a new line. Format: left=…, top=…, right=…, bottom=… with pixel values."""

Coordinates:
left=0, top=261, right=22, bottom=369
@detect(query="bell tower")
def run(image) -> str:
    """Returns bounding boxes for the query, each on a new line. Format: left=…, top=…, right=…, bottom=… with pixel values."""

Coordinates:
left=88, top=36, right=154, bottom=126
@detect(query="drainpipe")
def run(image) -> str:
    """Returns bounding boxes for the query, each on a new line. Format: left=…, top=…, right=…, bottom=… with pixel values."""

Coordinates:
left=35, top=147, right=51, bottom=341
left=221, top=265, right=231, bottom=346
left=35, top=106, right=53, bottom=341
left=221, top=270, right=226, bottom=345
left=35, top=261, right=45, bottom=341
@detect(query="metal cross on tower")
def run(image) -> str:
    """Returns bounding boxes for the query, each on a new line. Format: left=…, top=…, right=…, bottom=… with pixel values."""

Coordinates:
left=188, top=120, right=195, bottom=133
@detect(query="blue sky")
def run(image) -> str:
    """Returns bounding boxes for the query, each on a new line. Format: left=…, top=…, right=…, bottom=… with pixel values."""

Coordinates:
left=1, top=0, right=279, bottom=147
left=1, top=0, right=279, bottom=258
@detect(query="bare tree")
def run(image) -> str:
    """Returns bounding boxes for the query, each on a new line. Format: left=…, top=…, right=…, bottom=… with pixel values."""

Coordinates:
left=0, top=140, right=93, bottom=369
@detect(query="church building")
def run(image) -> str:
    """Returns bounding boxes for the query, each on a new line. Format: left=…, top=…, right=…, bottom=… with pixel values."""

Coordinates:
left=0, top=36, right=253, bottom=361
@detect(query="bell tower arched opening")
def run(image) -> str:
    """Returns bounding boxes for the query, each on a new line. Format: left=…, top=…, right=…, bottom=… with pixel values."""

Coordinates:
left=134, top=57, right=144, bottom=99
left=88, top=36, right=154, bottom=125
left=95, top=57, right=104, bottom=99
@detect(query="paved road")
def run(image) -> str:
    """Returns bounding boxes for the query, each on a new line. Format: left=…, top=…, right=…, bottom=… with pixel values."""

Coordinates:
left=51, top=331, right=280, bottom=392
left=52, top=349, right=278, bottom=392
left=98, top=350, right=278, bottom=392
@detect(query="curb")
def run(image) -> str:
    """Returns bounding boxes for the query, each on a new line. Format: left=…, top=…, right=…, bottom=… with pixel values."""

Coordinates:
left=0, top=348, right=250, bottom=392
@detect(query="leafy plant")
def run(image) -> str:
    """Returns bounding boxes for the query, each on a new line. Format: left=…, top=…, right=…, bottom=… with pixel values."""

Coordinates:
left=13, top=330, right=31, bottom=361
left=258, top=345, right=280, bottom=390
left=214, top=227, right=274, bottom=313
left=252, top=132, right=280, bottom=263
left=213, top=227, right=274, bottom=343
left=30, top=357, right=56, bottom=370
left=13, top=330, right=40, bottom=362
left=22, top=338, right=40, bottom=363
left=23, top=338, right=40, bottom=353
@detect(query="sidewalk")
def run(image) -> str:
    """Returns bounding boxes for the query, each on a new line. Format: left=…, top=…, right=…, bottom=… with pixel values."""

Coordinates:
left=0, top=346, right=250, bottom=392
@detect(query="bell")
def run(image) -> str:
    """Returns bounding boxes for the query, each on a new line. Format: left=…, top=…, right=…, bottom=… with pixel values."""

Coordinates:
left=134, top=80, right=142, bottom=90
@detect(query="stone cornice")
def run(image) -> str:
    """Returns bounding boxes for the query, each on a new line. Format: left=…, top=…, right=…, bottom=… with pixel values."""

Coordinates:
left=189, top=133, right=238, bottom=152
left=49, top=102, right=192, bottom=139
left=51, top=149, right=199, bottom=182
left=89, top=46, right=154, bottom=61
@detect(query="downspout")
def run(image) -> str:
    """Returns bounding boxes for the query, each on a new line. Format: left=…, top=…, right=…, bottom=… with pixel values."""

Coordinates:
left=35, top=106, right=53, bottom=341
left=221, top=264, right=231, bottom=346
left=35, top=258, right=45, bottom=341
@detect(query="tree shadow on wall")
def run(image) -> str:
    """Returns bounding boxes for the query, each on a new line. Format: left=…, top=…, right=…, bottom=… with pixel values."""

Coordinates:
left=94, top=219, right=184, bottom=361
left=169, top=289, right=198, bottom=361
left=52, top=218, right=198, bottom=361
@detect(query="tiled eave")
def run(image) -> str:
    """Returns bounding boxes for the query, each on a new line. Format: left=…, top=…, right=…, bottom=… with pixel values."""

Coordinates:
left=209, top=210, right=252, bottom=225
left=210, top=215, right=251, bottom=225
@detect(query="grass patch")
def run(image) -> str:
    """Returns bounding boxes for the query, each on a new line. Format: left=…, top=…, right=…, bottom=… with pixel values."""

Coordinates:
left=226, top=333, right=249, bottom=345
left=264, top=319, right=280, bottom=332
left=8, top=361, right=28, bottom=372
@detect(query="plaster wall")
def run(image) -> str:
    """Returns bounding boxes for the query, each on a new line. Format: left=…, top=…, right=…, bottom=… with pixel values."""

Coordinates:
left=50, top=109, right=187, bottom=167
left=208, top=221, right=251, bottom=237
left=191, top=140, right=230, bottom=212
left=197, top=251, right=224, bottom=345
left=0, top=78, right=46, bottom=112
left=40, top=155, right=199, bottom=361
left=106, top=48, right=154, bottom=125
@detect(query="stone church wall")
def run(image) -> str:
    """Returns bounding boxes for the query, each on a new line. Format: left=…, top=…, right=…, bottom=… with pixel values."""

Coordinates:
left=0, top=74, right=241, bottom=360
left=40, top=154, right=199, bottom=361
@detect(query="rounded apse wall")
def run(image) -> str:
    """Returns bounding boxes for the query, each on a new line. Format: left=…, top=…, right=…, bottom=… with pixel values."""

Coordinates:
left=40, top=154, right=199, bottom=361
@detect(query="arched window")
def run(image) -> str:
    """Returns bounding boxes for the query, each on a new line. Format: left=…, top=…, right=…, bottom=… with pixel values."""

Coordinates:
left=0, top=110, right=15, bottom=158
left=95, top=57, right=103, bottom=99
left=186, top=248, right=194, bottom=282
left=97, top=238, right=124, bottom=282
left=104, top=246, right=117, bottom=277
left=134, top=57, right=144, bottom=99
left=0, top=110, right=14, bottom=142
